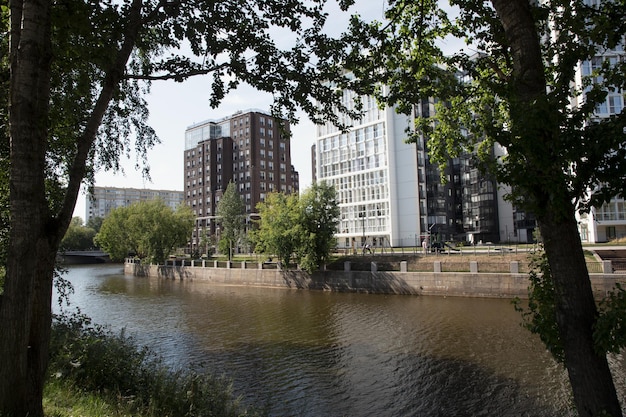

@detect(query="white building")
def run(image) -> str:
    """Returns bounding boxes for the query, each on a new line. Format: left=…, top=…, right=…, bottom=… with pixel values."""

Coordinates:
left=86, top=186, right=184, bottom=221
left=574, top=5, right=625, bottom=243
left=313, top=89, right=421, bottom=250
left=312, top=90, right=523, bottom=250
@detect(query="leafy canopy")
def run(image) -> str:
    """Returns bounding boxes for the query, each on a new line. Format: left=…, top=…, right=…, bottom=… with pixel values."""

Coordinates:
left=254, top=181, right=339, bottom=272
left=342, top=0, right=626, bottom=216
left=253, top=192, right=301, bottom=266
left=95, top=199, right=194, bottom=263
left=59, top=217, right=98, bottom=251
left=216, top=182, right=246, bottom=260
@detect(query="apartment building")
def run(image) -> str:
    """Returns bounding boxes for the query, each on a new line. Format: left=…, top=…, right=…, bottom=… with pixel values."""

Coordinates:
left=86, top=186, right=184, bottom=221
left=312, top=89, right=422, bottom=250
left=574, top=2, right=625, bottom=243
left=184, top=109, right=299, bottom=252
left=312, top=88, right=527, bottom=251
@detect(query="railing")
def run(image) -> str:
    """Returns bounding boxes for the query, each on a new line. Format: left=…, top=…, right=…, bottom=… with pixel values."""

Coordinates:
left=126, top=258, right=615, bottom=274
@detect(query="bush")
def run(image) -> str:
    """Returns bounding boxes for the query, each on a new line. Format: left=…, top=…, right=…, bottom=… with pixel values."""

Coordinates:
left=48, top=311, right=265, bottom=417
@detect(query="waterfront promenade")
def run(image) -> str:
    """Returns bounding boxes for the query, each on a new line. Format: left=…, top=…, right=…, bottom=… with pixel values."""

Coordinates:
left=125, top=247, right=626, bottom=299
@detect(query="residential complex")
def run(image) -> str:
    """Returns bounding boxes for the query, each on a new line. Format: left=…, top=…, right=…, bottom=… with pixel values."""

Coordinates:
left=574, top=42, right=626, bottom=242
left=86, top=186, right=184, bottom=221
left=183, top=109, right=299, bottom=252
left=312, top=88, right=525, bottom=251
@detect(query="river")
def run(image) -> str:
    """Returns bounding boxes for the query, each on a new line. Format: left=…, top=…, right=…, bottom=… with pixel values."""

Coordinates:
left=55, top=264, right=626, bottom=417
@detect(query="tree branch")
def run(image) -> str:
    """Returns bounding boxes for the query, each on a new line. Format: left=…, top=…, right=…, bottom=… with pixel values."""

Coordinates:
left=58, top=0, right=144, bottom=233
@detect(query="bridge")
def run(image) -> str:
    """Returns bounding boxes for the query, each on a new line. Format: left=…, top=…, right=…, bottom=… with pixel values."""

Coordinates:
left=57, top=250, right=111, bottom=264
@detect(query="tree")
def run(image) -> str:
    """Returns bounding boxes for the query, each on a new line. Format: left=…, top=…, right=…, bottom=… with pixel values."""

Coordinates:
left=341, top=1, right=626, bottom=415
left=86, top=216, right=104, bottom=234
left=59, top=217, right=97, bottom=251
left=1, top=1, right=361, bottom=414
left=295, top=181, right=340, bottom=273
left=253, top=191, right=300, bottom=266
left=216, top=181, right=245, bottom=260
left=254, top=182, right=339, bottom=272
left=95, top=199, right=193, bottom=263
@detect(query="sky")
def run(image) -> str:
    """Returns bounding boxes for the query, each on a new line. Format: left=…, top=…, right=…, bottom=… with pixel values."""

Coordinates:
left=73, top=1, right=389, bottom=220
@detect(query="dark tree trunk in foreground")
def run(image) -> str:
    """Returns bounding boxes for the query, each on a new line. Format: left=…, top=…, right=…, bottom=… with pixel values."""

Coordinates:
left=0, top=1, right=54, bottom=415
left=540, top=196, right=621, bottom=417
left=491, top=0, right=622, bottom=415
left=0, top=1, right=143, bottom=415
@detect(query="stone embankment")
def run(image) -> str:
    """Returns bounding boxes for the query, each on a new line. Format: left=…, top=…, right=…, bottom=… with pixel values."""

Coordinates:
left=125, top=254, right=626, bottom=299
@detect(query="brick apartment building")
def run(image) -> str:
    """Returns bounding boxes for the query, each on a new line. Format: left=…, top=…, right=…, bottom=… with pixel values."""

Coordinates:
left=184, top=109, right=299, bottom=252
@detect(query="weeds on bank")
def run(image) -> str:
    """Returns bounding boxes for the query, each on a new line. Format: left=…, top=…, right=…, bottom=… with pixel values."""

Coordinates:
left=47, top=311, right=265, bottom=417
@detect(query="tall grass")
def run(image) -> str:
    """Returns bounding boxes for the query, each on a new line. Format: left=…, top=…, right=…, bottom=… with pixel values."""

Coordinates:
left=47, top=311, right=266, bottom=417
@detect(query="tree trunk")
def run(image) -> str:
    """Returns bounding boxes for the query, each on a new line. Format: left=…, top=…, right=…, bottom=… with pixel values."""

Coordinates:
left=539, top=199, right=622, bottom=417
left=0, top=0, right=53, bottom=415
left=491, top=0, right=623, bottom=415
left=1, top=1, right=144, bottom=414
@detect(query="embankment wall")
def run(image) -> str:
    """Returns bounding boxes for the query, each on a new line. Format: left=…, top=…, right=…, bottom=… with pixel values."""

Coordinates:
left=124, top=262, right=626, bottom=299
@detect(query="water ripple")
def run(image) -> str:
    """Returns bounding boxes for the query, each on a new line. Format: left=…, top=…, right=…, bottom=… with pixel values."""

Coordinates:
left=57, top=266, right=621, bottom=417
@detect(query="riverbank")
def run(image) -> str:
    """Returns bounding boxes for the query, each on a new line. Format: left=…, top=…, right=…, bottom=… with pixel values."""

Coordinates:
left=45, top=311, right=261, bottom=417
left=125, top=252, right=626, bottom=299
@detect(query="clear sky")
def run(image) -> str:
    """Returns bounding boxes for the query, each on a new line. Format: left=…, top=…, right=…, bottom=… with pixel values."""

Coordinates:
left=73, top=2, right=389, bottom=220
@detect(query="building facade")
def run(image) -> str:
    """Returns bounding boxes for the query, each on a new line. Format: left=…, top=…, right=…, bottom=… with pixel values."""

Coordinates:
left=184, top=109, right=299, bottom=252
left=574, top=25, right=625, bottom=243
left=86, top=187, right=184, bottom=221
left=312, top=89, right=527, bottom=251
left=312, top=89, right=422, bottom=250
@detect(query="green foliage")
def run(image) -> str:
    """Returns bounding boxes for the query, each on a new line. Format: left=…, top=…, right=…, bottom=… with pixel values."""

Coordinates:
left=86, top=216, right=104, bottom=234
left=253, top=192, right=300, bottom=267
left=48, top=310, right=263, bottom=417
left=295, top=181, right=340, bottom=273
left=254, top=182, right=339, bottom=272
left=342, top=0, right=626, bottom=217
left=60, top=217, right=97, bottom=251
left=95, top=199, right=194, bottom=263
left=595, top=283, right=626, bottom=355
left=513, top=250, right=564, bottom=363
left=216, top=182, right=246, bottom=261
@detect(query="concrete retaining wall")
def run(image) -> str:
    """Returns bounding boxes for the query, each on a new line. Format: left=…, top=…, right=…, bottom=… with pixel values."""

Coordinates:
left=125, top=262, right=626, bottom=299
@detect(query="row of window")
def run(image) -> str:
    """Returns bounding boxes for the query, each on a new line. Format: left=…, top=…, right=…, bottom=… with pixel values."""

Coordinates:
left=596, top=200, right=626, bottom=221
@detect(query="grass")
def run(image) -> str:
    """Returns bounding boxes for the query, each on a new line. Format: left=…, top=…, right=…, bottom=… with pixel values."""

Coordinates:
left=44, top=379, right=132, bottom=417
left=45, top=310, right=266, bottom=417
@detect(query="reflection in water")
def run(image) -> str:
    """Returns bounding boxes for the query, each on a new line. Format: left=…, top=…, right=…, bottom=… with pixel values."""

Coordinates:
left=56, top=265, right=625, bottom=417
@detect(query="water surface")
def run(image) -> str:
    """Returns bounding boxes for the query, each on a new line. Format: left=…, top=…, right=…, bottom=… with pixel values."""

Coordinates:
left=56, top=264, right=626, bottom=416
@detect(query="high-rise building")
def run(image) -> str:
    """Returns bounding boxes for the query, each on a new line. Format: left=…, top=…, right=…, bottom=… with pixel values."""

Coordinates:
left=574, top=18, right=625, bottom=242
left=312, top=89, right=423, bottom=250
left=184, top=109, right=299, bottom=252
left=86, top=187, right=184, bottom=221
left=312, top=89, right=522, bottom=251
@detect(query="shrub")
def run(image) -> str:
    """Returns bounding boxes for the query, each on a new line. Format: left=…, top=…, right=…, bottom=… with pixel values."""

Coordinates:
left=48, top=311, right=265, bottom=417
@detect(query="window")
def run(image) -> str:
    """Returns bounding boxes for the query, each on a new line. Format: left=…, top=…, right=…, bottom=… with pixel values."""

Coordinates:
left=607, top=226, right=617, bottom=240
left=609, top=95, right=624, bottom=114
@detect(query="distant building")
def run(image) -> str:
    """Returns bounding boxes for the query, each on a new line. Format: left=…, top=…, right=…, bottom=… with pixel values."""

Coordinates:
left=184, top=109, right=299, bottom=252
left=86, top=186, right=184, bottom=221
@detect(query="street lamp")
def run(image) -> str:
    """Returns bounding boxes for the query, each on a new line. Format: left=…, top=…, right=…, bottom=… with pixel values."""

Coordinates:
left=359, top=206, right=366, bottom=245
